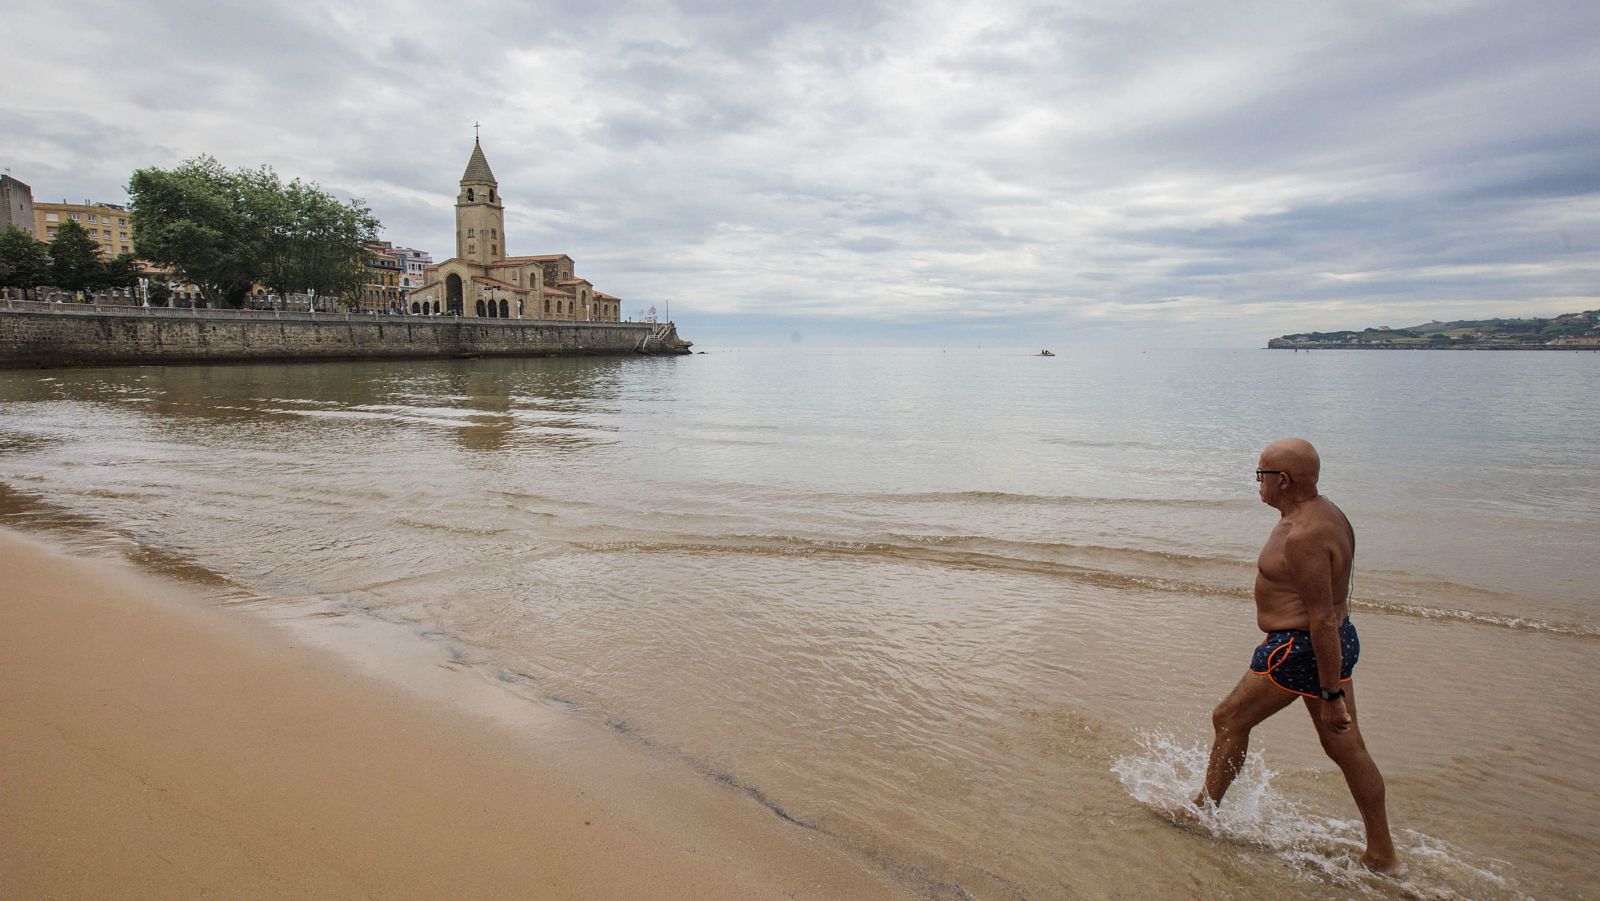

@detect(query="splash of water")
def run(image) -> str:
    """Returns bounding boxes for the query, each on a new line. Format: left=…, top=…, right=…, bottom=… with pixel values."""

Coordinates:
left=1111, top=731, right=1532, bottom=900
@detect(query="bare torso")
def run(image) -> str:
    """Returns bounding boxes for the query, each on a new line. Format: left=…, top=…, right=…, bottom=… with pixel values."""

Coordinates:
left=1254, top=495, right=1354, bottom=632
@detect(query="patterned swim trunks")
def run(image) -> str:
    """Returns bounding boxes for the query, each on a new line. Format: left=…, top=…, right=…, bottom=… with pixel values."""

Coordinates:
left=1250, top=619, right=1359, bottom=698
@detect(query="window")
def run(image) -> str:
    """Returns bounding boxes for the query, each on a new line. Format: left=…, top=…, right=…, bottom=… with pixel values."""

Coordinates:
left=119, top=218, right=127, bottom=226
left=491, top=229, right=496, bottom=238
left=46, top=226, right=57, bottom=236
left=468, top=244, right=475, bottom=255
left=89, top=214, right=97, bottom=223
left=489, top=190, right=495, bottom=202
left=467, top=228, right=474, bottom=237
left=104, top=230, right=112, bottom=238
left=120, top=232, right=128, bottom=241
left=44, top=212, right=58, bottom=222
left=491, top=244, right=497, bottom=255
left=466, top=188, right=475, bottom=202
left=544, top=299, right=550, bottom=314
left=69, top=213, right=81, bottom=220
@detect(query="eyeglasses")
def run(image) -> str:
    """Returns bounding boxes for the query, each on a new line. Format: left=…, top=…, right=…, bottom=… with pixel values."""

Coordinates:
left=1255, top=469, right=1290, bottom=482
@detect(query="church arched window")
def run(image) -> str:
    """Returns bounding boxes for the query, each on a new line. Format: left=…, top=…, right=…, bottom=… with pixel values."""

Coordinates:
left=476, top=299, right=486, bottom=317
left=499, top=299, right=509, bottom=318
left=467, top=188, right=475, bottom=201
left=544, top=299, right=550, bottom=314
left=411, top=302, right=420, bottom=314
left=489, top=190, right=495, bottom=202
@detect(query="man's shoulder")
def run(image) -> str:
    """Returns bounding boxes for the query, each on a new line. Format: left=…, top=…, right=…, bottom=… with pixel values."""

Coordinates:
left=1282, top=513, right=1342, bottom=549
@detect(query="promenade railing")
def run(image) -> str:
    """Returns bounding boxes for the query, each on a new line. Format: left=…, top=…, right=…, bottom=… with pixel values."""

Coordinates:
left=0, top=298, right=653, bottom=328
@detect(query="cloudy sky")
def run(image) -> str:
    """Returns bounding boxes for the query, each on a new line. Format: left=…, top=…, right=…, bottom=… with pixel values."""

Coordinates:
left=4, top=0, right=1597, bottom=345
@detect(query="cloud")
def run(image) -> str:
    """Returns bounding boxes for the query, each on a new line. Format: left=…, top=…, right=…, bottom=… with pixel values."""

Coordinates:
left=2, top=0, right=1596, bottom=345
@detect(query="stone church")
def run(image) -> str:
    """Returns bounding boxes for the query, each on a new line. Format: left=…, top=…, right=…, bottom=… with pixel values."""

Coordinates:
left=407, top=140, right=622, bottom=322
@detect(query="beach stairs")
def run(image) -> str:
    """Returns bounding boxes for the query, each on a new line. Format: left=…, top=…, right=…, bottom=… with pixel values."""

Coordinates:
left=635, top=322, right=694, bottom=355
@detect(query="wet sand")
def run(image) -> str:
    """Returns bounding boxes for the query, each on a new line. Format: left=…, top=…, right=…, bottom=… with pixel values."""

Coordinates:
left=0, top=528, right=905, bottom=900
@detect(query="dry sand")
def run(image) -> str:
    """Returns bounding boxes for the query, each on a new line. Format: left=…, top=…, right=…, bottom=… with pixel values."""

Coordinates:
left=0, top=528, right=906, bottom=900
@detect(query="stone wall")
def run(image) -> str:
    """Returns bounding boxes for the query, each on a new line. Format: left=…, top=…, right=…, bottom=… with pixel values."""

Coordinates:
left=0, top=303, right=690, bottom=369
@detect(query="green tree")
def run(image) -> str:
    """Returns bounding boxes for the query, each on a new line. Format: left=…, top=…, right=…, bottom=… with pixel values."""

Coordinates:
left=128, top=156, right=259, bottom=307
left=145, top=279, right=173, bottom=307
left=49, top=219, right=104, bottom=294
left=97, top=252, right=141, bottom=293
left=0, top=226, right=52, bottom=299
left=128, top=156, right=379, bottom=309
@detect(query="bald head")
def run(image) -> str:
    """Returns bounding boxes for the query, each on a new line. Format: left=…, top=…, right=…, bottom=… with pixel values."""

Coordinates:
left=1261, top=438, right=1321, bottom=490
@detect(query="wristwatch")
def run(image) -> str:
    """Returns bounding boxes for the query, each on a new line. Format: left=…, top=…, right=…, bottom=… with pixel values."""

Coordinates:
left=1319, top=687, right=1346, bottom=702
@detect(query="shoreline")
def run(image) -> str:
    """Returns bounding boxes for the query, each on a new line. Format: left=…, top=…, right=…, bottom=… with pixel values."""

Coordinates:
left=1264, top=343, right=1599, bottom=350
left=0, top=526, right=904, bottom=900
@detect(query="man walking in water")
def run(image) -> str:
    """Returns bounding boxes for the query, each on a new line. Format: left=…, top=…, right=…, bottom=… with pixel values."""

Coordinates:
left=1187, top=438, right=1403, bottom=875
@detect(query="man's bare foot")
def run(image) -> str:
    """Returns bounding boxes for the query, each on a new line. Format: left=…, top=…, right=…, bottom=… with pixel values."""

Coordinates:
left=1157, top=796, right=1206, bottom=826
left=1360, top=851, right=1408, bottom=878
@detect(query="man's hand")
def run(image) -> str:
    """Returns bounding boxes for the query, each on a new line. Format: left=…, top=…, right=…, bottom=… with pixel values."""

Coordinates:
left=1320, top=696, right=1352, bottom=734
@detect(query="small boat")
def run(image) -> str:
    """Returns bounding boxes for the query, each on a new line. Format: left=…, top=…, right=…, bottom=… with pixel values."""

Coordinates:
left=1038, top=349, right=1055, bottom=357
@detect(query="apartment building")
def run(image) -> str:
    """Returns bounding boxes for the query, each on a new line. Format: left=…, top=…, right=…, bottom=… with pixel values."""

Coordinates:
left=33, top=200, right=135, bottom=257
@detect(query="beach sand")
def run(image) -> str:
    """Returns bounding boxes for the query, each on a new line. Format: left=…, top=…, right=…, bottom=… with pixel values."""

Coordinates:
left=0, top=528, right=905, bottom=900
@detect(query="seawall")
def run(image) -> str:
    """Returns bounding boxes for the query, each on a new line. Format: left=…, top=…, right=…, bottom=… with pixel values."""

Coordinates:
left=0, top=302, right=692, bottom=369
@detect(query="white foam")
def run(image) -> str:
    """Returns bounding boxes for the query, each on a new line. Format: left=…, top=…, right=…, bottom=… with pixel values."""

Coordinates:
left=1111, top=731, right=1532, bottom=899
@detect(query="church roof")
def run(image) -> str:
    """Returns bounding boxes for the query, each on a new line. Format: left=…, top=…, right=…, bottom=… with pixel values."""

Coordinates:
left=460, top=140, right=497, bottom=186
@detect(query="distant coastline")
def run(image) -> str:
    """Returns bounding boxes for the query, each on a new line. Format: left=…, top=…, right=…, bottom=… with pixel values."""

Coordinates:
left=1268, top=309, right=1599, bottom=349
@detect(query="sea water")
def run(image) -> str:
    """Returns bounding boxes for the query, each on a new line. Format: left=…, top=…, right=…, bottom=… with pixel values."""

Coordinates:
left=1, top=346, right=1595, bottom=899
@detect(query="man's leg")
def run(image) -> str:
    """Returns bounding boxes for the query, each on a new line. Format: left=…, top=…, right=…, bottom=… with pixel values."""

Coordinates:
left=1302, top=684, right=1404, bottom=875
left=1193, top=673, right=1298, bottom=808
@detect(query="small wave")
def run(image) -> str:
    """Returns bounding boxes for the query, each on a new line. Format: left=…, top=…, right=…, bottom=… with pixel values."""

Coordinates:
left=577, top=533, right=1249, bottom=598
left=1351, top=599, right=1600, bottom=639
left=578, top=531, right=1597, bottom=639
left=393, top=517, right=509, bottom=537
left=819, top=488, right=1241, bottom=510
left=1112, top=731, right=1531, bottom=899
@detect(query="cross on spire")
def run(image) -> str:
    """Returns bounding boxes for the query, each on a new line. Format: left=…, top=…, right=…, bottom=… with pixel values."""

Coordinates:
left=474, top=121, right=480, bottom=143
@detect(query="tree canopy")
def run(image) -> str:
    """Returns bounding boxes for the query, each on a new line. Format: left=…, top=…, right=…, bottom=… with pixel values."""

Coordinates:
left=48, top=219, right=103, bottom=292
left=129, top=156, right=379, bottom=308
left=0, top=227, right=52, bottom=298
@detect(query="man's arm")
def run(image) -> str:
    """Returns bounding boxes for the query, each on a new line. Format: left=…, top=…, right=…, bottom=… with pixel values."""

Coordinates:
left=1285, top=524, right=1351, bottom=732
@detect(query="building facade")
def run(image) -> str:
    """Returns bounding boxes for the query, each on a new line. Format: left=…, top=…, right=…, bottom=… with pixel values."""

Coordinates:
left=392, top=245, right=433, bottom=292
left=1, top=175, right=34, bottom=236
left=356, top=242, right=406, bottom=313
left=407, top=140, right=622, bottom=321
left=33, top=200, right=135, bottom=257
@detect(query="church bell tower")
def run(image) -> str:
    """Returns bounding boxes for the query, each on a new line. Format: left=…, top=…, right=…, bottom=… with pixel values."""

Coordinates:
left=455, top=137, right=505, bottom=265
